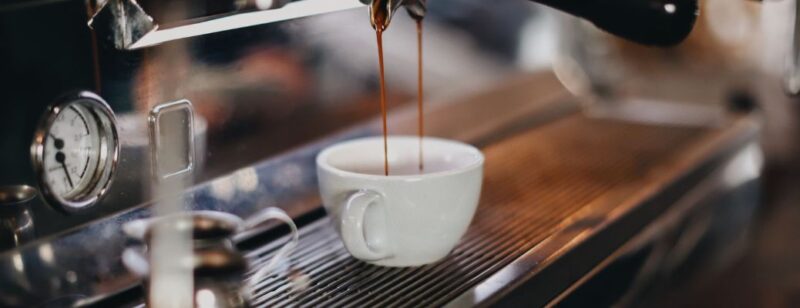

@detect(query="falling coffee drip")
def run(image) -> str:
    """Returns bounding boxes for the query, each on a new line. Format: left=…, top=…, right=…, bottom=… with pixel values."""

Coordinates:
left=405, top=1, right=427, bottom=172
left=375, top=29, right=390, bottom=176
left=371, top=2, right=391, bottom=176
left=415, top=19, right=424, bottom=172
left=370, top=0, right=427, bottom=176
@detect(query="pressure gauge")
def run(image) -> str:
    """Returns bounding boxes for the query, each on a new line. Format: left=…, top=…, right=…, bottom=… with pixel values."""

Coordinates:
left=31, top=91, right=120, bottom=212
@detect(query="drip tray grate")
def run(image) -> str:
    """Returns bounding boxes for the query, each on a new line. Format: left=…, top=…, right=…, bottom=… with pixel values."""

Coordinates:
left=246, top=115, right=708, bottom=307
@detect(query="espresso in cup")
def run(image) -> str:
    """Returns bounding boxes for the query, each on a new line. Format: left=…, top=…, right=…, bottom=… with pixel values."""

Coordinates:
left=317, top=136, right=484, bottom=267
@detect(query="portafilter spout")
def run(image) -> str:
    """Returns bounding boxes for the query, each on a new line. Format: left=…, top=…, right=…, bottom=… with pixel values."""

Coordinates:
left=360, top=0, right=426, bottom=31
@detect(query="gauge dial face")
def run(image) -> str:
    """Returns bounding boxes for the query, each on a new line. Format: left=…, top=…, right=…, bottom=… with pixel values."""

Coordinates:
left=43, top=105, right=102, bottom=199
left=33, top=92, right=119, bottom=212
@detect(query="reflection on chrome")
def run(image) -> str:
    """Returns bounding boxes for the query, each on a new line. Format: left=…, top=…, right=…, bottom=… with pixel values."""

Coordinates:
left=235, top=168, right=260, bottom=193
left=38, top=244, right=54, bottom=265
left=272, top=164, right=304, bottom=189
left=211, top=177, right=237, bottom=201
left=12, top=253, right=24, bottom=273
left=65, top=271, right=77, bottom=284
left=723, top=143, right=763, bottom=188
left=195, top=289, right=217, bottom=308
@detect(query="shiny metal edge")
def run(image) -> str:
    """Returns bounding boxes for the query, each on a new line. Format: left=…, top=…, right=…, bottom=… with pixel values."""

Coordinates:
left=127, top=0, right=365, bottom=49
left=147, top=99, right=196, bottom=181
left=444, top=116, right=760, bottom=307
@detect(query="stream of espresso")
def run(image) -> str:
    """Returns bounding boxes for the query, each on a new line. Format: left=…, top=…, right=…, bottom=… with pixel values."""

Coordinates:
left=372, top=1, right=425, bottom=176
left=416, top=19, right=424, bottom=172
left=376, top=29, right=390, bottom=176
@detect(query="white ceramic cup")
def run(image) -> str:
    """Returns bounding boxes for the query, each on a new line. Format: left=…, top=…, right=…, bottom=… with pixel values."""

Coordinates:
left=316, top=136, right=484, bottom=267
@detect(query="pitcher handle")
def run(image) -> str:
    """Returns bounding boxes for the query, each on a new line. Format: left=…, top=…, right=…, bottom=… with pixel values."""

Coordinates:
left=244, top=207, right=299, bottom=294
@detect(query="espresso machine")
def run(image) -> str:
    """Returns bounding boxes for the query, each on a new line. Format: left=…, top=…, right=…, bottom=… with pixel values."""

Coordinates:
left=0, top=0, right=780, bottom=306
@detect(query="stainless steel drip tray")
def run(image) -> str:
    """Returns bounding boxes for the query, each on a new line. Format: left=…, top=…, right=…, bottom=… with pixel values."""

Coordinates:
left=240, top=115, right=757, bottom=307
left=0, top=71, right=757, bottom=307
left=0, top=110, right=755, bottom=307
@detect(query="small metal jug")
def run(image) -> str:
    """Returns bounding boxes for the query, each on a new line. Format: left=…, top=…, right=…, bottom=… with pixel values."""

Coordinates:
left=122, top=208, right=298, bottom=307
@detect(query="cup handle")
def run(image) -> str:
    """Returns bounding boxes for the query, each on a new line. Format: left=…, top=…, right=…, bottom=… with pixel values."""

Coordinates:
left=339, top=190, right=392, bottom=261
left=244, top=207, right=299, bottom=293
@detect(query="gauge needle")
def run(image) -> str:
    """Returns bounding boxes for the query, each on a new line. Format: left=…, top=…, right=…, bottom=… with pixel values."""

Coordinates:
left=51, top=135, right=74, bottom=189
left=55, top=151, right=74, bottom=189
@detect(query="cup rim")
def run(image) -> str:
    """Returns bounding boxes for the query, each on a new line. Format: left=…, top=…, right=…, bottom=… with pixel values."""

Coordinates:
left=316, top=136, right=484, bottom=181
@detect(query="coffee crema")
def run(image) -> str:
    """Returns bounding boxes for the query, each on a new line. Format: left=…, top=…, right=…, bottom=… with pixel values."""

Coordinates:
left=346, top=160, right=457, bottom=176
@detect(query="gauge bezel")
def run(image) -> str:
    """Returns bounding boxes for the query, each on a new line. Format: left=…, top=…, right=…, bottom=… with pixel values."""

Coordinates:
left=31, top=91, right=120, bottom=213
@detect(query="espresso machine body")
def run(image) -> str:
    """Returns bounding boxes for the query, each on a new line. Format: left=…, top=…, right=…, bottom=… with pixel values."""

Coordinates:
left=0, top=0, right=769, bottom=306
